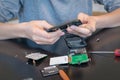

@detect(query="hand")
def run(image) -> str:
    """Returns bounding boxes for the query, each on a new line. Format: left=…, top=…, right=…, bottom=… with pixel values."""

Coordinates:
left=67, top=13, right=96, bottom=37
left=24, top=20, right=64, bottom=44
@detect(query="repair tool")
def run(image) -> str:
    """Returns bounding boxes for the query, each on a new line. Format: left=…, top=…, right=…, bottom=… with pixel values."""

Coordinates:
left=89, top=49, right=120, bottom=57
left=59, top=70, right=70, bottom=80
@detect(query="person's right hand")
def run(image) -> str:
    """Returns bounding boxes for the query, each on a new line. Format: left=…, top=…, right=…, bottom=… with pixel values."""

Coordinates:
left=23, top=20, right=64, bottom=45
left=67, top=13, right=96, bottom=37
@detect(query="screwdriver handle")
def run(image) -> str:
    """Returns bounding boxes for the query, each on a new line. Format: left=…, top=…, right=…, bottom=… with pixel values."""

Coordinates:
left=59, top=70, right=70, bottom=80
left=114, top=49, right=120, bottom=57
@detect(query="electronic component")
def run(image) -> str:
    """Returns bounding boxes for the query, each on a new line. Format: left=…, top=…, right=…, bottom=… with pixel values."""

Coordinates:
left=25, top=52, right=47, bottom=60
left=68, top=48, right=89, bottom=64
left=65, top=35, right=87, bottom=49
left=65, top=34, right=89, bottom=65
left=41, top=66, right=59, bottom=77
left=46, top=19, right=82, bottom=32
left=47, top=19, right=89, bottom=65
left=49, top=48, right=89, bottom=65
left=69, top=53, right=89, bottom=65
left=49, top=56, right=68, bottom=65
left=25, top=52, right=47, bottom=65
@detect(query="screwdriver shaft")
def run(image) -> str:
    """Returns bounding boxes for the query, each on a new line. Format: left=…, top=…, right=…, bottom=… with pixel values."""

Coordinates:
left=89, top=49, right=120, bottom=57
left=89, top=51, right=114, bottom=54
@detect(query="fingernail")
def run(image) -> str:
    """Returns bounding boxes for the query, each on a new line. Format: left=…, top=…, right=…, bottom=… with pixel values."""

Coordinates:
left=70, top=25, right=77, bottom=29
left=61, top=32, right=65, bottom=35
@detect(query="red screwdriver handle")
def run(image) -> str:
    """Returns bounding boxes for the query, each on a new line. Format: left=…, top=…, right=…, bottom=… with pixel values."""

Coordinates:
left=114, top=49, right=120, bottom=57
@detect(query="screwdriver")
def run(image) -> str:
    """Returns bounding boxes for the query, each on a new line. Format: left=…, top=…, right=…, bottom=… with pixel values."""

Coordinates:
left=89, top=49, right=120, bottom=57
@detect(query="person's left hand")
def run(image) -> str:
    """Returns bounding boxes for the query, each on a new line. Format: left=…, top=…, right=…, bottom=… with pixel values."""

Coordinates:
left=67, top=13, right=96, bottom=37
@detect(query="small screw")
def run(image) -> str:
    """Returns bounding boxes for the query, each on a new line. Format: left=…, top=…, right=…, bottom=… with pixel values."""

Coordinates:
left=96, top=38, right=100, bottom=42
left=14, top=55, right=18, bottom=58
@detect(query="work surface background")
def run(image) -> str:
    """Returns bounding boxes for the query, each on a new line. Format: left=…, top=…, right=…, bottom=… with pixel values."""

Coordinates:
left=0, top=26, right=120, bottom=80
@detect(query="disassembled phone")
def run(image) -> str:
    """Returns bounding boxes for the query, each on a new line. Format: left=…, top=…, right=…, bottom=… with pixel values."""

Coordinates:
left=41, top=20, right=89, bottom=78
left=65, top=34, right=89, bottom=65
left=47, top=19, right=89, bottom=65
left=46, top=19, right=82, bottom=32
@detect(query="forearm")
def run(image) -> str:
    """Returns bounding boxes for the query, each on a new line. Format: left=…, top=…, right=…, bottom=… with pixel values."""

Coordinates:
left=94, top=8, right=120, bottom=29
left=0, top=22, right=26, bottom=40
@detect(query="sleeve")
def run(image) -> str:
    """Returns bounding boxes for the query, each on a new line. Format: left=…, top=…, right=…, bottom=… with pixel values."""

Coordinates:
left=0, top=0, right=21, bottom=22
left=94, top=0, right=120, bottom=12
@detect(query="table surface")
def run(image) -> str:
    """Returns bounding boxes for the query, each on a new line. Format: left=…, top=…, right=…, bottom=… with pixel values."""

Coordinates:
left=0, top=27, right=120, bottom=80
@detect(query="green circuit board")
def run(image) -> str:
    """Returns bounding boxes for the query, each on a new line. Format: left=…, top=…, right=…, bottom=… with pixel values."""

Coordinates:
left=69, top=53, right=89, bottom=64
left=68, top=48, right=89, bottom=65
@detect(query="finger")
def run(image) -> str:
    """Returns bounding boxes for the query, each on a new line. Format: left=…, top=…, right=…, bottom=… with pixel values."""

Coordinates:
left=68, top=25, right=91, bottom=35
left=32, top=20, right=53, bottom=29
left=74, top=32, right=92, bottom=37
left=87, top=19, right=96, bottom=32
left=40, top=20, right=53, bottom=29
left=77, top=13, right=89, bottom=24
left=42, top=30, right=64, bottom=39
left=67, top=27, right=92, bottom=37
left=34, top=29, right=64, bottom=44
left=67, top=29, right=92, bottom=37
left=35, top=26, right=64, bottom=38
left=36, top=37, right=60, bottom=45
left=80, top=24, right=93, bottom=32
left=33, top=34, right=61, bottom=44
left=77, top=13, right=96, bottom=32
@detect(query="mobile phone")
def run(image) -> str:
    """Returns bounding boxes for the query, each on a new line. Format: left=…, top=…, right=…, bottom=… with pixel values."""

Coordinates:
left=46, top=19, right=82, bottom=32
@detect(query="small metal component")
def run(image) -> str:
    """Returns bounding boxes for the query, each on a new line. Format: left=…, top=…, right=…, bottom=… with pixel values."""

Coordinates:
left=41, top=66, right=59, bottom=77
left=96, top=38, right=100, bottom=42
left=33, top=60, right=36, bottom=66
left=25, top=52, right=47, bottom=60
left=14, top=55, right=18, bottom=58
left=25, top=52, right=47, bottom=66
left=26, top=62, right=29, bottom=65
left=69, top=48, right=87, bottom=54
left=23, top=78, right=33, bottom=80
left=24, top=52, right=28, bottom=56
